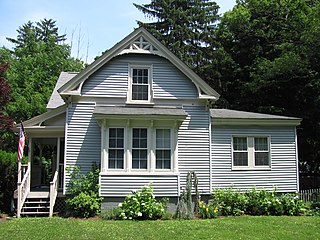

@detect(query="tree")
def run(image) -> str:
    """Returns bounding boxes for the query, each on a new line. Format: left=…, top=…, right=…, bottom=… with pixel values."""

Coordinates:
left=215, top=0, right=320, bottom=173
left=4, top=19, right=84, bottom=122
left=134, top=0, right=221, bottom=87
left=0, top=63, right=14, bottom=151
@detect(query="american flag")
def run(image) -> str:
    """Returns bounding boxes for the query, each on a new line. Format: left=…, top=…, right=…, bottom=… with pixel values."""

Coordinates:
left=17, top=122, right=25, bottom=161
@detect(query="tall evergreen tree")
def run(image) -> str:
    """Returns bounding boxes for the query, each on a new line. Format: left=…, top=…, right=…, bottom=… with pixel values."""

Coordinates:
left=4, top=19, right=84, bottom=122
left=134, top=0, right=220, bottom=85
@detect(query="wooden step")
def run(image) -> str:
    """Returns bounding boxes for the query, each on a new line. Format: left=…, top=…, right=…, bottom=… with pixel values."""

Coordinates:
left=23, top=206, right=49, bottom=209
left=21, top=211, right=49, bottom=215
left=28, top=191, right=50, bottom=198
left=24, top=200, right=50, bottom=204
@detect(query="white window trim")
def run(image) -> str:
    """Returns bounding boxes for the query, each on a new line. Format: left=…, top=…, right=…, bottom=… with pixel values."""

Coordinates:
left=232, top=135, right=271, bottom=170
left=127, top=64, right=153, bottom=104
left=154, top=128, right=173, bottom=171
left=102, top=120, right=178, bottom=174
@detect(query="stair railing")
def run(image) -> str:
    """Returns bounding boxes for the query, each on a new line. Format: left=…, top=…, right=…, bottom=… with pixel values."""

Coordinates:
left=49, top=170, right=58, bottom=217
left=17, top=166, right=30, bottom=218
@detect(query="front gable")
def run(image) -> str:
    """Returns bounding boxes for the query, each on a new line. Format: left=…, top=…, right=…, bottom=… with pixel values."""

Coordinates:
left=81, top=54, right=199, bottom=100
left=58, top=27, right=220, bottom=100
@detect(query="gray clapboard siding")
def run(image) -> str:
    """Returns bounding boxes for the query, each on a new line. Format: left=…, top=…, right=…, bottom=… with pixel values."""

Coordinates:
left=211, top=126, right=298, bottom=192
left=81, top=54, right=198, bottom=99
left=65, top=103, right=101, bottom=189
left=178, top=105, right=210, bottom=193
left=100, top=175, right=179, bottom=197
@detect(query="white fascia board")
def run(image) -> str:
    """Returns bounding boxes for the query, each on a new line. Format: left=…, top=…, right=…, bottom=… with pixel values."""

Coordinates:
left=58, top=27, right=220, bottom=99
left=212, top=118, right=302, bottom=126
left=20, top=105, right=66, bottom=128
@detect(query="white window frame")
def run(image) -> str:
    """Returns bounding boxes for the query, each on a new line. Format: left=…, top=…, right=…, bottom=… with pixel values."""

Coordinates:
left=102, top=120, right=177, bottom=174
left=127, top=64, right=153, bottom=103
left=232, top=136, right=271, bottom=170
left=131, top=127, right=149, bottom=171
left=107, top=128, right=125, bottom=170
left=155, top=128, right=173, bottom=171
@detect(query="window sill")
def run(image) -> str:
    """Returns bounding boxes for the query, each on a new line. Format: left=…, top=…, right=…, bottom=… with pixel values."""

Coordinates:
left=100, top=171, right=179, bottom=176
left=232, top=167, right=271, bottom=171
left=125, top=101, right=154, bottom=106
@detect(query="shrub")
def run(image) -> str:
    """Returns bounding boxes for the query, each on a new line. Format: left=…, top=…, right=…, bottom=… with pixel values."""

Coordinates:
left=118, top=183, right=168, bottom=220
left=210, top=187, right=307, bottom=216
left=211, top=188, right=247, bottom=216
left=66, top=162, right=102, bottom=218
left=0, top=150, right=27, bottom=213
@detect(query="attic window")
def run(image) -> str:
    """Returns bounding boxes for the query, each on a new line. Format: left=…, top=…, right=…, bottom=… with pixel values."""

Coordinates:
left=128, top=64, right=153, bottom=103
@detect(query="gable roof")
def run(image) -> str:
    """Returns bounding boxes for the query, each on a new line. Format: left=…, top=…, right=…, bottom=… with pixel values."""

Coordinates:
left=47, top=72, right=78, bottom=109
left=58, top=27, right=220, bottom=99
left=210, top=109, right=301, bottom=126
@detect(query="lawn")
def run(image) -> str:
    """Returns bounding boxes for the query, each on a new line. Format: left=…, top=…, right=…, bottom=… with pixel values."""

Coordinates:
left=0, top=216, right=319, bottom=240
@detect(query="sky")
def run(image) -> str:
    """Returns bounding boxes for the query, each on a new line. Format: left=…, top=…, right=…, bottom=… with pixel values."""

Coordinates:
left=0, top=0, right=236, bottom=63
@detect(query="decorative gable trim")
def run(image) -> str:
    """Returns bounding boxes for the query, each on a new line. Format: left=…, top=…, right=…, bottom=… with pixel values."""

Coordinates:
left=58, top=27, right=220, bottom=99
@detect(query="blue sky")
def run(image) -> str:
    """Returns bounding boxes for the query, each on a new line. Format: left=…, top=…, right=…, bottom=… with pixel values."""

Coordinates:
left=0, top=0, right=236, bottom=63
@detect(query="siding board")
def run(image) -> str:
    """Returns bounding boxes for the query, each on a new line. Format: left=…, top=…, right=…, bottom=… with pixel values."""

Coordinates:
left=81, top=54, right=198, bottom=99
left=211, top=126, right=298, bottom=192
left=100, top=175, right=179, bottom=197
left=65, top=103, right=101, bottom=189
left=178, top=105, right=210, bottom=194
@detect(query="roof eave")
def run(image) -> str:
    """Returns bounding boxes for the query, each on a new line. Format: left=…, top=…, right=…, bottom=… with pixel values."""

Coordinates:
left=212, top=118, right=302, bottom=126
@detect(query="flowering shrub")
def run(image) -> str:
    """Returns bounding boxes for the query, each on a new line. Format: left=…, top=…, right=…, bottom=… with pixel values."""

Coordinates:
left=210, top=188, right=306, bottom=216
left=119, top=184, right=168, bottom=220
left=198, top=201, right=219, bottom=219
left=212, top=188, right=247, bottom=216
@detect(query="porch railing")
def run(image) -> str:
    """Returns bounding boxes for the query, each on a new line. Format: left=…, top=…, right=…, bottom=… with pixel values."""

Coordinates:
left=49, top=171, right=58, bottom=217
left=17, top=166, right=30, bottom=218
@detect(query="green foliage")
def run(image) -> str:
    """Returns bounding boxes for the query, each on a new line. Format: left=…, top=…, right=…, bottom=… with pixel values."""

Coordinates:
left=66, top=163, right=102, bottom=218
left=198, top=200, right=219, bottom=219
left=215, top=0, right=320, bottom=174
left=212, top=188, right=247, bottom=216
left=134, top=0, right=222, bottom=87
left=3, top=19, right=84, bottom=123
left=118, top=183, right=168, bottom=220
left=0, top=150, right=27, bottom=213
left=100, top=207, right=122, bottom=220
left=210, top=187, right=306, bottom=216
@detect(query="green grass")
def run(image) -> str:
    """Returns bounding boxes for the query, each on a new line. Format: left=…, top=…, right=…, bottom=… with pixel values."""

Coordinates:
left=0, top=216, right=319, bottom=240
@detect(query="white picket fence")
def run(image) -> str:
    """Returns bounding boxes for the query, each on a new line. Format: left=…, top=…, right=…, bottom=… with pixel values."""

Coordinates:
left=299, top=188, right=320, bottom=202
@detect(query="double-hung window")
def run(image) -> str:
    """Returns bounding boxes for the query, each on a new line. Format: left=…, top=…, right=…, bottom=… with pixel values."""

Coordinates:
left=132, top=128, right=148, bottom=169
left=129, top=65, right=152, bottom=103
left=156, top=129, right=171, bottom=169
left=232, top=136, right=270, bottom=169
left=108, top=128, right=124, bottom=169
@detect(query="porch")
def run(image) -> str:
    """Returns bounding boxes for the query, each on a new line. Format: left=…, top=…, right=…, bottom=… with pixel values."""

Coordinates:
left=16, top=137, right=64, bottom=217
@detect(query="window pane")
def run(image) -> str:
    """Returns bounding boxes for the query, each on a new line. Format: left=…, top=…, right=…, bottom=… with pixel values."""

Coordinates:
left=255, top=152, right=269, bottom=166
left=108, top=128, right=124, bottom=169
left=156, top=149, right=171, bottom=169
left=233, top=152, right=248, bottom=166
left=132, top=68, right=149, bottom=100
left=255, top=137, right=268, bottom=151
left=233, top=137, right=247, bottom=151
left=132, top=149, right=147, bottom=169
left=132, top=85, right=148, bottom=100
left=156, top=129, right=170, bottom=148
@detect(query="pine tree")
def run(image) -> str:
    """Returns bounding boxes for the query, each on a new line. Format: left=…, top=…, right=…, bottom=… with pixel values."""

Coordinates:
left=134, top=0, right=220, bottom=72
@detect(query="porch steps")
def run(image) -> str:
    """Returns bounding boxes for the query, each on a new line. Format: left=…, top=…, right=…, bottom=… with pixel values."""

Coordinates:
left=20, top=192, right=50, bottom=217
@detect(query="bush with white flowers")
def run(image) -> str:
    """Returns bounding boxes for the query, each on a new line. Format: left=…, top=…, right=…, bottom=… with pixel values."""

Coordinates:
left=118, top=183, right=168, bottom=220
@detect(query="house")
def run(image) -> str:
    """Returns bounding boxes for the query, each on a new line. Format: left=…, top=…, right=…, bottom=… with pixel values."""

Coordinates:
left=16, top=27, right=301, bottom=217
